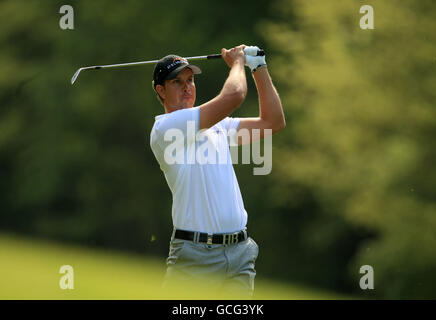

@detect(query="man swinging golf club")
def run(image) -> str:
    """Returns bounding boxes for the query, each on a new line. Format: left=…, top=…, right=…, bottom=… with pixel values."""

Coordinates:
left=150, top=44, right=285, bottom=297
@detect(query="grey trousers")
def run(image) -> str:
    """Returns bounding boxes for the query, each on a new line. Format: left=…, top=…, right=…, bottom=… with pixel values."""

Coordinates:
left=162, top=231, right=259, bottom=298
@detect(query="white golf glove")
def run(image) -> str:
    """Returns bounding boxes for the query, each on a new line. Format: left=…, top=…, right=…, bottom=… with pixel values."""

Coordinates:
left=244, top=46, right=267, bottom=72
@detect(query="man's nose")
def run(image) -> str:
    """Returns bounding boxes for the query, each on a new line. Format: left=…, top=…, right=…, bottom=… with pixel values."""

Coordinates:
left=182, top=81, right=190, bottom=92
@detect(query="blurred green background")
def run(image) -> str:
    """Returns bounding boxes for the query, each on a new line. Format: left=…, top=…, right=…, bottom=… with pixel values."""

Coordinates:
left=1, top=0, right=435, bottom=299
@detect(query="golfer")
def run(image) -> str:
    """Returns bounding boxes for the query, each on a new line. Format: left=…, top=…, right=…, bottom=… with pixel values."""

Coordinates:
left=150, top=44, right=285, bottom=297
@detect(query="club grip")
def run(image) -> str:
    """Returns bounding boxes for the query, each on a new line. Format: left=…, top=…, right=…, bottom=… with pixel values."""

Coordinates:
left=207, top=49, right=265, bottom=60
left=207, top=54, right=222, bottom=59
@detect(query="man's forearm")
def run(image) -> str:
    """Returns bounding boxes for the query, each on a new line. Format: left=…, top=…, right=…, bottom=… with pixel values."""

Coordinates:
left=221, top=60, right=247, bottom=101
left=253, top=67, right=285, bottom=130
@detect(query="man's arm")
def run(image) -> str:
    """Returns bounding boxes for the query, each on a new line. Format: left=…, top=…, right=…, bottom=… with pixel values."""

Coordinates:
left=237, top=66, right=286, bottom=144
left=198, top=45, right=247, bottom=130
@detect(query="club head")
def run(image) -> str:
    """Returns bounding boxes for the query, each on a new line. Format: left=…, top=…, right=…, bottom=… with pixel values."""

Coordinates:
left=71, top=68, right=83, bottom=85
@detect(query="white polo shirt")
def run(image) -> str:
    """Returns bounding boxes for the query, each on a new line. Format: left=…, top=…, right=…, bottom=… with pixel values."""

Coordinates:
left=150, top=107, right=247, bottom=234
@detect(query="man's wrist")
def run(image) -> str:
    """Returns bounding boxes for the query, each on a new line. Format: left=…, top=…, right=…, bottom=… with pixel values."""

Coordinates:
left=252, top=64, right=267, bottom=73
left=231, top=58, right=245, bottom=68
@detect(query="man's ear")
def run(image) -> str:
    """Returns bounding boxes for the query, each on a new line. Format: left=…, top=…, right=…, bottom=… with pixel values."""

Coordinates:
left=155, top=84, right=166, bottom=100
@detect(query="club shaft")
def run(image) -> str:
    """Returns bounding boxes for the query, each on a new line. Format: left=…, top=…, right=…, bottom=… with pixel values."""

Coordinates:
left=71, top=50, right=265, bottom=84
left=94, top=55, right=211, bottom=70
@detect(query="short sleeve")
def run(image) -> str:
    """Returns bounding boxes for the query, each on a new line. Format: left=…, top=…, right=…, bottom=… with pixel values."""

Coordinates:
left=220, top=117, right=241, bottom=146
left=221, top=117, right=241, bottom=132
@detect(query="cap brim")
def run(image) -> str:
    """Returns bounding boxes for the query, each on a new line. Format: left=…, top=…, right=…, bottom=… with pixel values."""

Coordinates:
left=165, top=64, right=202, bottom=81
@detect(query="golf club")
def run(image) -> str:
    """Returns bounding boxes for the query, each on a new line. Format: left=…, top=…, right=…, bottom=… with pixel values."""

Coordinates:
left=71, top=50, right=265, bottom=85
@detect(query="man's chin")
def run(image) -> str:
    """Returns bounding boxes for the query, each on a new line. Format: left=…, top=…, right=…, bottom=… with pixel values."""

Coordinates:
left=182, top=101, right=195, bottom=109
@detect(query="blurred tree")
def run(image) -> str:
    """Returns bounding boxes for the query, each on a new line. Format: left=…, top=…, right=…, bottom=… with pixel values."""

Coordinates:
left=0, top=0, right=267, bottom=254
left=263, top=0, right=436, bottom=298
left=2, top=0, right=435, bottom=299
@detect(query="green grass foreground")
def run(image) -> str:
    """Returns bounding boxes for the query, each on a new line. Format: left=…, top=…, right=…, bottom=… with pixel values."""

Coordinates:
left=0, top=233, right=349, bottom=300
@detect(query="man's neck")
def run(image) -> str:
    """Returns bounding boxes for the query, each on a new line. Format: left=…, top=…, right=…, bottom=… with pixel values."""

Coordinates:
left=164, top=105, right=189, bottom=114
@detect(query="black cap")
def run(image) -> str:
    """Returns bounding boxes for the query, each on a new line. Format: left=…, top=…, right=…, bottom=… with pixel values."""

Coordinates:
left=152, top=55, right=201, bottom=89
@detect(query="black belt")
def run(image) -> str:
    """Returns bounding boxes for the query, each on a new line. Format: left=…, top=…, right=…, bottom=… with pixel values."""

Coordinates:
left=174, top=229, right=248, bottom=245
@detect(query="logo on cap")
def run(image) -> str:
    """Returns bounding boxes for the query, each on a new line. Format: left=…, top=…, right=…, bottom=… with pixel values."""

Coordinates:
left=174, top=57, right=188, bottom=63
left=166, top=57, right=188, bottom=70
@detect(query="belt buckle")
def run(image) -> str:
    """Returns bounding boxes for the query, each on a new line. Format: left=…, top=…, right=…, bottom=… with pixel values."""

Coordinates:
left=223, top=232, right=239, bottom=245
left=207, top=233, right=213, bottom=245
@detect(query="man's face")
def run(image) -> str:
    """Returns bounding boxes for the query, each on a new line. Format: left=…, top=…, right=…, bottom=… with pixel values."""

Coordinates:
left=158, top=68, right=196, bottom=110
